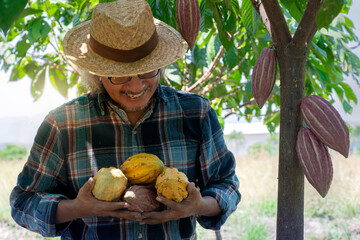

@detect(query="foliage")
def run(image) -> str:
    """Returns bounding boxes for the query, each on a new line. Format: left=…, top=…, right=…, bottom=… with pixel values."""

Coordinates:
left=0, top=144, right=28, bottom=160
left=0, top=0, right=359, bottom=133
left=224, top=130, right=245, bottom=142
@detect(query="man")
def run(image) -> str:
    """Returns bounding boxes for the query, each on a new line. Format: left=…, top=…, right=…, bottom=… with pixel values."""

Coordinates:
left=10, top=0, right=241, bottom=239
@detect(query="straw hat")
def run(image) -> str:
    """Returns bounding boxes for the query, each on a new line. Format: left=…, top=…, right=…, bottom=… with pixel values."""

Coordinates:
left=63, top=0, right=188, bottom=77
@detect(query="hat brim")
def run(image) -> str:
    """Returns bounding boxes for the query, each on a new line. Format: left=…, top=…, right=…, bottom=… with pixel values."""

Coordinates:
left=63, top=19, right=188, bottom=77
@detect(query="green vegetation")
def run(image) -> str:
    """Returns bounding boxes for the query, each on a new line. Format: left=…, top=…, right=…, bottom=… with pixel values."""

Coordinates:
left=0, top=144, right=28, bottom=161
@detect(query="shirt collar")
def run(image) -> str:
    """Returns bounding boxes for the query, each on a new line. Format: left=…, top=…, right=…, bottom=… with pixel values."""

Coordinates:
left=154, top=84, right=169, bottom=103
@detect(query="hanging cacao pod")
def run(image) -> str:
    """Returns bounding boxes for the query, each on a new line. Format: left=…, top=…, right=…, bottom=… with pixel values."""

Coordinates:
left=296, top=128, right=333, bottom=198
left=176, top=0, right=201, bottom=50
left=251, top=47, right=278, bottom=109
left=300, top=95, right=350, bottom=158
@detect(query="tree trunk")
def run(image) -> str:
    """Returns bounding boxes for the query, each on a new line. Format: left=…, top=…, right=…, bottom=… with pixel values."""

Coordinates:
left=276, top=44, right=307, bottom=239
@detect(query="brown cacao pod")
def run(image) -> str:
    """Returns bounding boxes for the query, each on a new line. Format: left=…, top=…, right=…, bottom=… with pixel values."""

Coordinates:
left=155, top=167, right=189, bottom=202
left=296, top=128, right=333, bottom=198
left=92, top=167, right=128, bottom=201
left=122, top=185, right=163, bottom=212
left=120, top=153, right=164, bottom=184
left=300, top=95, right=350, bottom=158
left=251, top=47, right=277, bottom=109
left=176, top=0, right=201, bottom=50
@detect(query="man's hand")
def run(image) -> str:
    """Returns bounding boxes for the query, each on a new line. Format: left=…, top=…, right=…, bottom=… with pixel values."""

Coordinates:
left=55, top=178, right=141, bottom=224
left=138, top=182, right=221, bottom=225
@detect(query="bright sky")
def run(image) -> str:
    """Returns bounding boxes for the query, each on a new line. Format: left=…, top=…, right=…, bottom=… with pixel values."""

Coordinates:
left=0, top=2, right=359, bottom=136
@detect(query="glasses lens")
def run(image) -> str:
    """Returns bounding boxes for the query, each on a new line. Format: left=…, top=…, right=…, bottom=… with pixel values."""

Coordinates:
left=108, top=77, right=131, bottom=84
left=138, top=69, right=159, bottom=79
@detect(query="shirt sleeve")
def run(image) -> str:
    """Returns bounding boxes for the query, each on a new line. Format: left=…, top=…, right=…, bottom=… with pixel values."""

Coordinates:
left=9, top=113, right=70, bottom=237
left=196, top=105, right=241, bottom=230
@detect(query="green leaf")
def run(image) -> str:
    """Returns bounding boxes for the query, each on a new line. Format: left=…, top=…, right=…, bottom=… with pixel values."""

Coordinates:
left=69, top=72, right=80, bottom=88
left=28, top=19, right=51, bottom=43
left=241, top=0, right=260, bottom=35
left=18, top=8, right=43, bottom=19
left=316, top=0, right=344, bottom=29
left=280, top=0, right=303, bottom=23
left=223, top=44, right=238, bottom=69
left=339, top=82, right=357, bottom=104
left=0, top=0, right=27, bottom=34
left=49, top=67, right=69, bottom=98
left=342, top=99, right=352, bottom=114
left=15, top=36, right=31, bottom=58
left=31, top=66, right=46, bottom=101
left=264, top=111, right=280, bottom=133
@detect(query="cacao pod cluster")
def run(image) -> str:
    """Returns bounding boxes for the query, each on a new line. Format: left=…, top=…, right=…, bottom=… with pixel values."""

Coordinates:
left=296, top=95, right=350, bottom=198
left=176, top=0, right=201, bottom=50
left=251, top=47, right=278, bottom=109
left=91, top=153, right=189, bottom=212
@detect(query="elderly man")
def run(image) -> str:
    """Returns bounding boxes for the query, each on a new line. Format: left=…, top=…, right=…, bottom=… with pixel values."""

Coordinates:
left=10, top=0, right=241, bottom=239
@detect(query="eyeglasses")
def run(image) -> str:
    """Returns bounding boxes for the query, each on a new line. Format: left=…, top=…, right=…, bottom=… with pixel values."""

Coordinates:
left=107, top=69, right=160, bottom=85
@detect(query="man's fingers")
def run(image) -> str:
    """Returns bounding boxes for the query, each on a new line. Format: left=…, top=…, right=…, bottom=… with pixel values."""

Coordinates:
left=82, top=177, right=95, bottom=192
left=187, top=182, right=196, bottom=193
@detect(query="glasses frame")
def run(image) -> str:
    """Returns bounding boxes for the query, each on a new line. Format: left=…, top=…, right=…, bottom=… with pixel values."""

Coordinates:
left=107, top=69, right=160, bottom=85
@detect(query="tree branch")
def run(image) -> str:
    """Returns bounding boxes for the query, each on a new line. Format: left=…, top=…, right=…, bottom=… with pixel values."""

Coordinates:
left=187, top=45, right=225, bottom=92
left=162, top=74, right=173, bottom=88
left=292, top=0, right=323, bottom=47
left=251, top=0, right=292, bottom=46
left=250, top=0, right=273, bottom=40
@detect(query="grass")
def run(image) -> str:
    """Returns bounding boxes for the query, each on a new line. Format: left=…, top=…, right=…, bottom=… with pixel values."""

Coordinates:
left=1, top=151, right=359, bottom=239
left=196, top=150, right=360, bottom=239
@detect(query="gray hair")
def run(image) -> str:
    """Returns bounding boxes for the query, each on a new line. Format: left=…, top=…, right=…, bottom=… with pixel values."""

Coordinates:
left=79, top=68, right=165, bottom=96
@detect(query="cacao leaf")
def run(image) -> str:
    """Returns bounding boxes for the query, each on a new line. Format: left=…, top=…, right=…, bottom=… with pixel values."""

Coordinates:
left=316, top=0, right=344, bottom=29
left=300, top=95, right=350, bottom=158
left=296, top=127, right=333, bottom=198
left=0, top=0, right=27, bottom=34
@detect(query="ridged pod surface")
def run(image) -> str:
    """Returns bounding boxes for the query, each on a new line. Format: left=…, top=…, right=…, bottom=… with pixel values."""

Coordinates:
left=176, top=0, right=201, bottom=50
left=120, top=153, right=164, bottom=184
left=300, top=95, right=350, bottom=158
left=296, top=128, right=333, bottom=198
left=251, top=47, right=277, bottom=109
left=155, top=167, right=189, bottom=202
left=92, top=167, right=128, bottom=201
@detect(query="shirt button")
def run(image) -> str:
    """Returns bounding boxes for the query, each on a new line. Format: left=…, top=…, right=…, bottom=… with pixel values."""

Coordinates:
left=137, top=232, right=143, bottom=239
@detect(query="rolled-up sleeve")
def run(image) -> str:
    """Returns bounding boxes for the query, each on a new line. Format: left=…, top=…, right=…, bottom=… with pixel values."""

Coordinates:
left=196, top=106, right=241, bottom=230
left=9, top=114, right=69, bottom=237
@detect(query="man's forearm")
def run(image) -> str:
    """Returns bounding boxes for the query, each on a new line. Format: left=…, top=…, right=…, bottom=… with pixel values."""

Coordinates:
left=197, top=196, right=222, bottom=217
left=55, top=199, right=85, bottom=224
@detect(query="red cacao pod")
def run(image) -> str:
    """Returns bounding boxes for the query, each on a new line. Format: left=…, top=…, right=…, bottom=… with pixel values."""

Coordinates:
left=251, top=47, right=278, bottom=109
left=122, top=185, right=163, bottom=212
left=300, top=95, right=350, bottom=158
left=296, top=127, right=333, bottom=198
left=176, top=0, right=201, bottom=50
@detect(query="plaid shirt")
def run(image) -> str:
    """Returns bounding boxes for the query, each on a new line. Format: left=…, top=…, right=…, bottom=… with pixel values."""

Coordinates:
left=10, top=84, right=240, bottom=240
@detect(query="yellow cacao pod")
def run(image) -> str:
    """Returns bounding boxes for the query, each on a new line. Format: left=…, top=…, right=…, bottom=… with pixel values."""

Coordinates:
left=92, top=167, right=128, bottom=202
left=155, top=167, right=189, bottom=203
left=120, top=153, right=164, bottom=184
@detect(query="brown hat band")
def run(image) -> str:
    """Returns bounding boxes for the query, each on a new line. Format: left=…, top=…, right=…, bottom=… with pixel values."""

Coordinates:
left=89, top=30, right=159, bottom=63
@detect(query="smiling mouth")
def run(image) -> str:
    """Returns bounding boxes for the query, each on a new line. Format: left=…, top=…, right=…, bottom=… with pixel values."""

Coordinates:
left=125, top=87, right=149, bottom=99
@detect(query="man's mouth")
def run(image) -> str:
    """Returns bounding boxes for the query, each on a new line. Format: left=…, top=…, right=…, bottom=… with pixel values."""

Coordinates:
left=125, top=87, right=149, bottom=99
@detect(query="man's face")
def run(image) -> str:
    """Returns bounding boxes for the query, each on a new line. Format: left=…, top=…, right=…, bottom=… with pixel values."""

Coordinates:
left=102, top=70, right=160, bottom=113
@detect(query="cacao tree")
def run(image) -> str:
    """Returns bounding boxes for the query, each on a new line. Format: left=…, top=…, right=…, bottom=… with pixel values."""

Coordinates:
left=1, top=0, right=359, bottom=239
